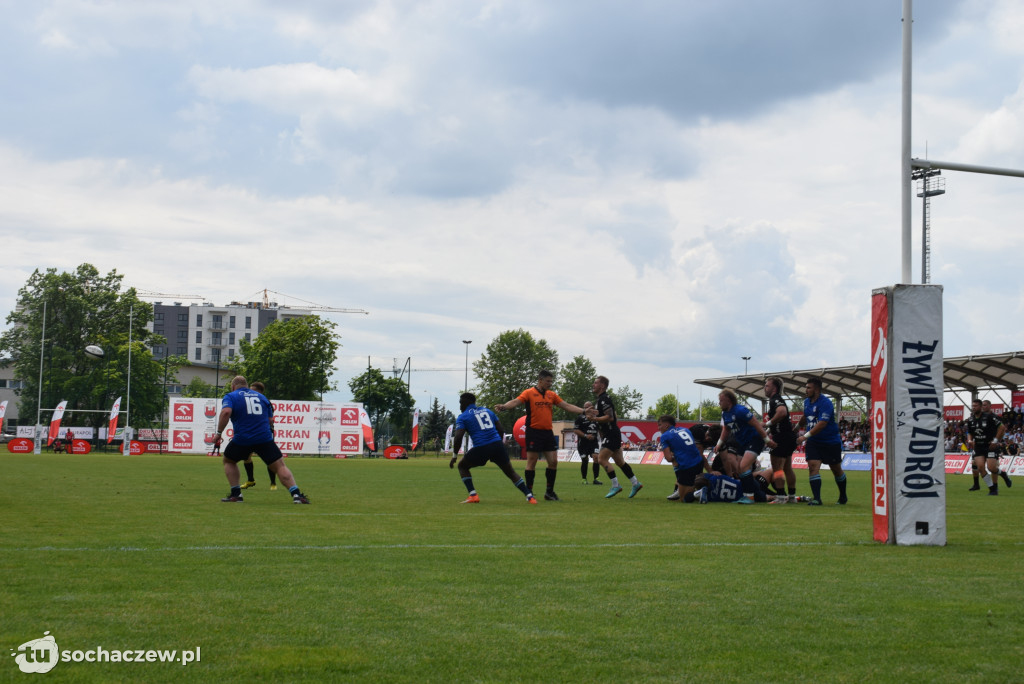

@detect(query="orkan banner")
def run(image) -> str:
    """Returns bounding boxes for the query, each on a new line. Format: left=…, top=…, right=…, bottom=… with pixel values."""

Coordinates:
left=875, top=284, right=946, bottom=547
left=107, top=396, right=122, bottom=443
left=47, top=400, right=68, bottom=446
left=167, top=398, right=364, bottom=455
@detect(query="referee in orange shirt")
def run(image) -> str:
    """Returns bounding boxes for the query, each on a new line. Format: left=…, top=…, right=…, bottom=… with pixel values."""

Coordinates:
left=495, top=369, right=587, bottom=501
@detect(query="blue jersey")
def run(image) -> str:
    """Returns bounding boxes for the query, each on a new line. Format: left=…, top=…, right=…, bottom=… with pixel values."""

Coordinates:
left=702, top=473, right=743, bottom=502
left=660, top=427, right=704, bottom=469
left=722, top=404, right=758, bottom=448
left=224, top=388, right=274, bottom=446
left=803, top=394, right=842, bottom=445
left=455, top=404, right=502, bottom=447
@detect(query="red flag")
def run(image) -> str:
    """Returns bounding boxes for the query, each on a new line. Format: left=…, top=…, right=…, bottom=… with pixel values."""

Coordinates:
left=410, top=409, right=420, bottom=450
left=48, top=400, right=68, bottom=446
left=0, top=400, right=8, bottom=434
left=359, top=407, right=375, bottom=451
left=107, top=396, right=122, bottom=444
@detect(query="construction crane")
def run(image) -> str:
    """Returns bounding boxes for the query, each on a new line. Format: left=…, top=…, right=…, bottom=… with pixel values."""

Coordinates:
left=135, top=289, right=206, bottom=301
left=253, top=289, right=368, bottom=315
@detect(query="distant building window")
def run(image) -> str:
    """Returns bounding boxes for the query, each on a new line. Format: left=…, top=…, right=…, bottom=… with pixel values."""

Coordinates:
left=177, top=313, right=187, bottom=323
left=245, top=316, right=252, bottom=329
left=211, top=332, right=222, bottom=346
left=154, top=328, right=163, bottom=336
left=194, top=348, right=202, bottom=361
left=229, top=332, right=235, bottom=345
left=229, top=316, right=236, bottom=328
left=244, top=333, right=251, bottom=342
left=153, top=346, right=165, bottom=356
left=176, top=346, right=186, bottom=355
left=178, top=330, right=187, bottom=340
left=195, top=331, right=202, bottom=343
left=154, top=312, right=164, bottom=321
left=212, top=314, right=223, bottom=328
left=228, top=349, right=235, bottom=358
left=196, top=314, right=203, bottom=326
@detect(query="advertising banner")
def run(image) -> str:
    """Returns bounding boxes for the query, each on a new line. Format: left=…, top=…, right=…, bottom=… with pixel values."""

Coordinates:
left=167, top=398, right=364, bottom=455
left=943, top=405, right=964, bottom=422
left=871, top=289, right=890, bottom=543
left=883, top=284, right=947, bottom=546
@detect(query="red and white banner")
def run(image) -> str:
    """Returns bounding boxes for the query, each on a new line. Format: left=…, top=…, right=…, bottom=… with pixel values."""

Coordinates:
left=107, top=396, right=122, bottom=444
left=47, top=400, right=68, bottom=446
left=410, top=409, right=419, bottom=450
left=359, top=407, right=375, bottom=451
left=943, top=405, right=964, bottom=422
left=871, top=289, right=890, bottom=543
left=168, top=398, right=364, bottom=455
left=876, top=285, right=946, bottom=546
left=0, top=399, right=7, bottom=434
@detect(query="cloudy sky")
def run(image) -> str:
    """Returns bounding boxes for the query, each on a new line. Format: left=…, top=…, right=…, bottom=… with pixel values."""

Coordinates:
left=2, top=0, right=1022, bottom=414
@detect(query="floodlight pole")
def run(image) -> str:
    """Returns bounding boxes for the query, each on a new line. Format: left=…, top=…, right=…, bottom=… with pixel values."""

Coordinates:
left=901, top=0, right=913, bottom=284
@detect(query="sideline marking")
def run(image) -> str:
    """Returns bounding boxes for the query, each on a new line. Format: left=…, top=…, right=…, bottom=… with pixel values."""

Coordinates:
left=6, top=540, right=879, bottom=553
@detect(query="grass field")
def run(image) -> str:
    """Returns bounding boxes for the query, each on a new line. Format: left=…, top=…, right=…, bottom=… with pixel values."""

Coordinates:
left=2, top=453, right=1022, bottom=683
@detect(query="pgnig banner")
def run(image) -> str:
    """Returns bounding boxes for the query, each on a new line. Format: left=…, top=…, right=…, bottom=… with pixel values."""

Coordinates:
left=872, top=284, right=946, bottom=546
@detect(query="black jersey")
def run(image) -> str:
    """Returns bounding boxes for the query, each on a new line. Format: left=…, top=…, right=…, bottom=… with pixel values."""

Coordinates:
left=573, top=414, right=599, bottom=446
left=966, top=412, right=1001, bottom=444
left=766, top=394, right=794, bottom=438
left=594, top=391, right=619, bottom=439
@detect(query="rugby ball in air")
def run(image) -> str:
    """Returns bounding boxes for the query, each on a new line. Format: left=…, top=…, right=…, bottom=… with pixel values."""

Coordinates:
left=85, top=345, right=105, bottom=360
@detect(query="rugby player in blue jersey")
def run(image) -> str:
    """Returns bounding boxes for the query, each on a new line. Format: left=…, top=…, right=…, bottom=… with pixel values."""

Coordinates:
left=214, top=376, right=309, bottom=504
left=714, top=389, right=775, bottom=504
left=656, top=416, right=711, bottom=502
left=796, top=376, right=847, bottom=506
left=450, top=392, right=537, bottom=504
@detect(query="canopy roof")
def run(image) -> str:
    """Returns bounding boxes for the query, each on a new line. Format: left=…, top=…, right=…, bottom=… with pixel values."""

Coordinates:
left=694, top=350, right=1024, bottom=405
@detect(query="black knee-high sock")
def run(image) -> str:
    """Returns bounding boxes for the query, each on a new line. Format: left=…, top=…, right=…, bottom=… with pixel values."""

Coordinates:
left=525, top=469, right=536, bottom=492
left=244, top=461, right=255, bottom=482
left=620, top=463, right=635, bottom=479
left=268, top=467, right=276, bottom=485
left=580, top=458, right=589, bottom=480
left=593, top=461, right=601, bottom=480
left=545, top=468, right=557, bottom=492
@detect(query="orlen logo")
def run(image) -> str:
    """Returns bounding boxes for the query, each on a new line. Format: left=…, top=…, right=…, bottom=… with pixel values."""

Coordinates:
left=7, top=438, right=33, bottom=453
left=173, top=430, right=193, bottom=450
left=340, top=408, right=358, bottom=426
left=339, top=434, right=360, bottom=452
left=174, top=403, right=194, bottom=422
left=620, top=426, right=649, bottom=444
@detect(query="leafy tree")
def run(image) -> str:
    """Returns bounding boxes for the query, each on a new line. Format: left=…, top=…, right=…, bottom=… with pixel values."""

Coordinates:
left=695, top=398, right=722, bottom=423
left=553, top=355, right=597, bottom=421
left=349, top=368, right=415, bottom=445
left=227, top=315, right=339, bottom=401
left=181, top=376, right=220, bottom=398
left=472, top=329, right=559, bottom=423
left=646, top=394, right=693, bottom=420
left=0, top=264, right=184, bottom=431
left=608, top=385, right=644, bottom=419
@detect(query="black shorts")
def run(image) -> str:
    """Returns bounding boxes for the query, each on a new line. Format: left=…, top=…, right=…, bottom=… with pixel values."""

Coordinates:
left=600, top=429, right=622, bottom=451
left=973, top=443, right=991, bottom=458
left=805, top=441, right=842, bottom=465
left=770, top=433, right=797, bottom=461
left=462, top=441, right=511, bottom=469
left=225, top=439, right=283, bottom=466
left=674, top=462, right=703, bottom=487
left=738, top=435, right=765, bottom=456
left=578, top=439, right=598, bottom=457
left=525, top=428, right=558, bottom=453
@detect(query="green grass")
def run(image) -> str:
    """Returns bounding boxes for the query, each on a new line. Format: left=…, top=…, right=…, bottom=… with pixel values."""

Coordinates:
left=2, top=454, right=1022, bottom=683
